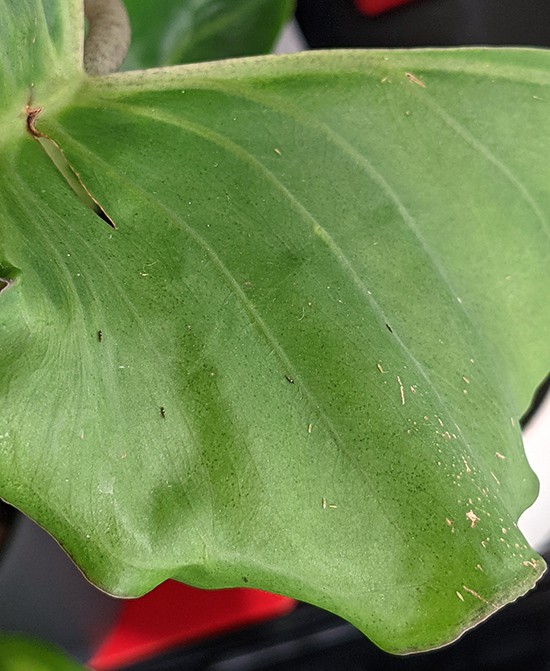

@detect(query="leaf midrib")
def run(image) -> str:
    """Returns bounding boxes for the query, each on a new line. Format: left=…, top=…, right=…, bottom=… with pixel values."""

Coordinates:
left=91, top=48, right=550, bottom=92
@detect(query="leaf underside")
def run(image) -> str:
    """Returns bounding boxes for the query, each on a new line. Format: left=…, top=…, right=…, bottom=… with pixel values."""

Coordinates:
left=0, top=1, right=549, bottom=655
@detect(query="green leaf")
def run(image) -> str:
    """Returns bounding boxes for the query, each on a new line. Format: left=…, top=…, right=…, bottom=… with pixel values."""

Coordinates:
left=0, top=636, right=83, bottom=671
left=0, top=0, right=549, bottom=655
left=0, top=0, right=82, bottom=138
left=121, top=0, right=295, bottom=70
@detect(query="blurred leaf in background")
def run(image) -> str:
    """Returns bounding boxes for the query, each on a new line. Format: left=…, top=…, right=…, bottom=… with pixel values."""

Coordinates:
left=121, top=0, right=295, bottom=69
left=0, top=636, right=83, bottom=671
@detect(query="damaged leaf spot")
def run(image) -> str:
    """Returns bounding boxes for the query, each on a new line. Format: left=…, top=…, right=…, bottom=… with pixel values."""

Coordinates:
left=25, top=105, right=116, bottom=229
left=397, top=375, right=405, bottom=405
left=462, top=585, right=492, bottom=606
left=466, top=510, right=480, bottom=528
left=405, top=72, right=426, bottom=88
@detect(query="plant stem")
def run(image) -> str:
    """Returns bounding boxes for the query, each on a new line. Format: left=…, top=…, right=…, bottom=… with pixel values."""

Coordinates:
left=83, top=0, right=131, bottom=76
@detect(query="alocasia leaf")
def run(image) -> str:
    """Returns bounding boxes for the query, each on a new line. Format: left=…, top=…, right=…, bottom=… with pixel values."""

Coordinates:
left=121, top=0, right=295, bottom=70
left=0, top=0, right=548, bottom=654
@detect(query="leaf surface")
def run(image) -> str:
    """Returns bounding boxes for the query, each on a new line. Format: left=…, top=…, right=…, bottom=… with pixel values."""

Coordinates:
left=0, top=1, right=549, bottom=654
left=121, top=0, right=295, bottom=69
left=0, top=0, right=81, bottom=141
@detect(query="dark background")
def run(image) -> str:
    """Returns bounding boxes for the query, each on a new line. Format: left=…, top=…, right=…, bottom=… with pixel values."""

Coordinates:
left=296, top=0, right=550, bottom=49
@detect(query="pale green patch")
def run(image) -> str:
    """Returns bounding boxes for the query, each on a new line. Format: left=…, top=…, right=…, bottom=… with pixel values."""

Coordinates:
left=121, top=0, right=295, bottom=69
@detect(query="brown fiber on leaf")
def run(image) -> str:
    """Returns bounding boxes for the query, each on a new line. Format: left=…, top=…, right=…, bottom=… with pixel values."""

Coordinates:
left=25, top=105, right=116, bottom=228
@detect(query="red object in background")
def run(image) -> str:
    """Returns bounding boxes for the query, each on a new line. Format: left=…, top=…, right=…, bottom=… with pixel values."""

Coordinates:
left=354, top=0, right=418, bottom=16
left=89, top=581, right=295, bottom=670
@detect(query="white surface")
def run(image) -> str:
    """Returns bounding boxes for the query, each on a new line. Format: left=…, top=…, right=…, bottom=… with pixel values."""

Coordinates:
left=274, top=20, right=308, bottom=54
left=519, top=389, right=550, bottom=551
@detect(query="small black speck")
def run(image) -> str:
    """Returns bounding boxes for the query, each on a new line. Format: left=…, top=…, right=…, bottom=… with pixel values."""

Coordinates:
left=386, top=323, right=393, bottom=333
left=97, top=330, right=103, bottom=343
left=242, top=576, right=249, bottom=583
left=285, top=375, right=294, bottom=384
left=160, top=406, right=166, bottom=419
